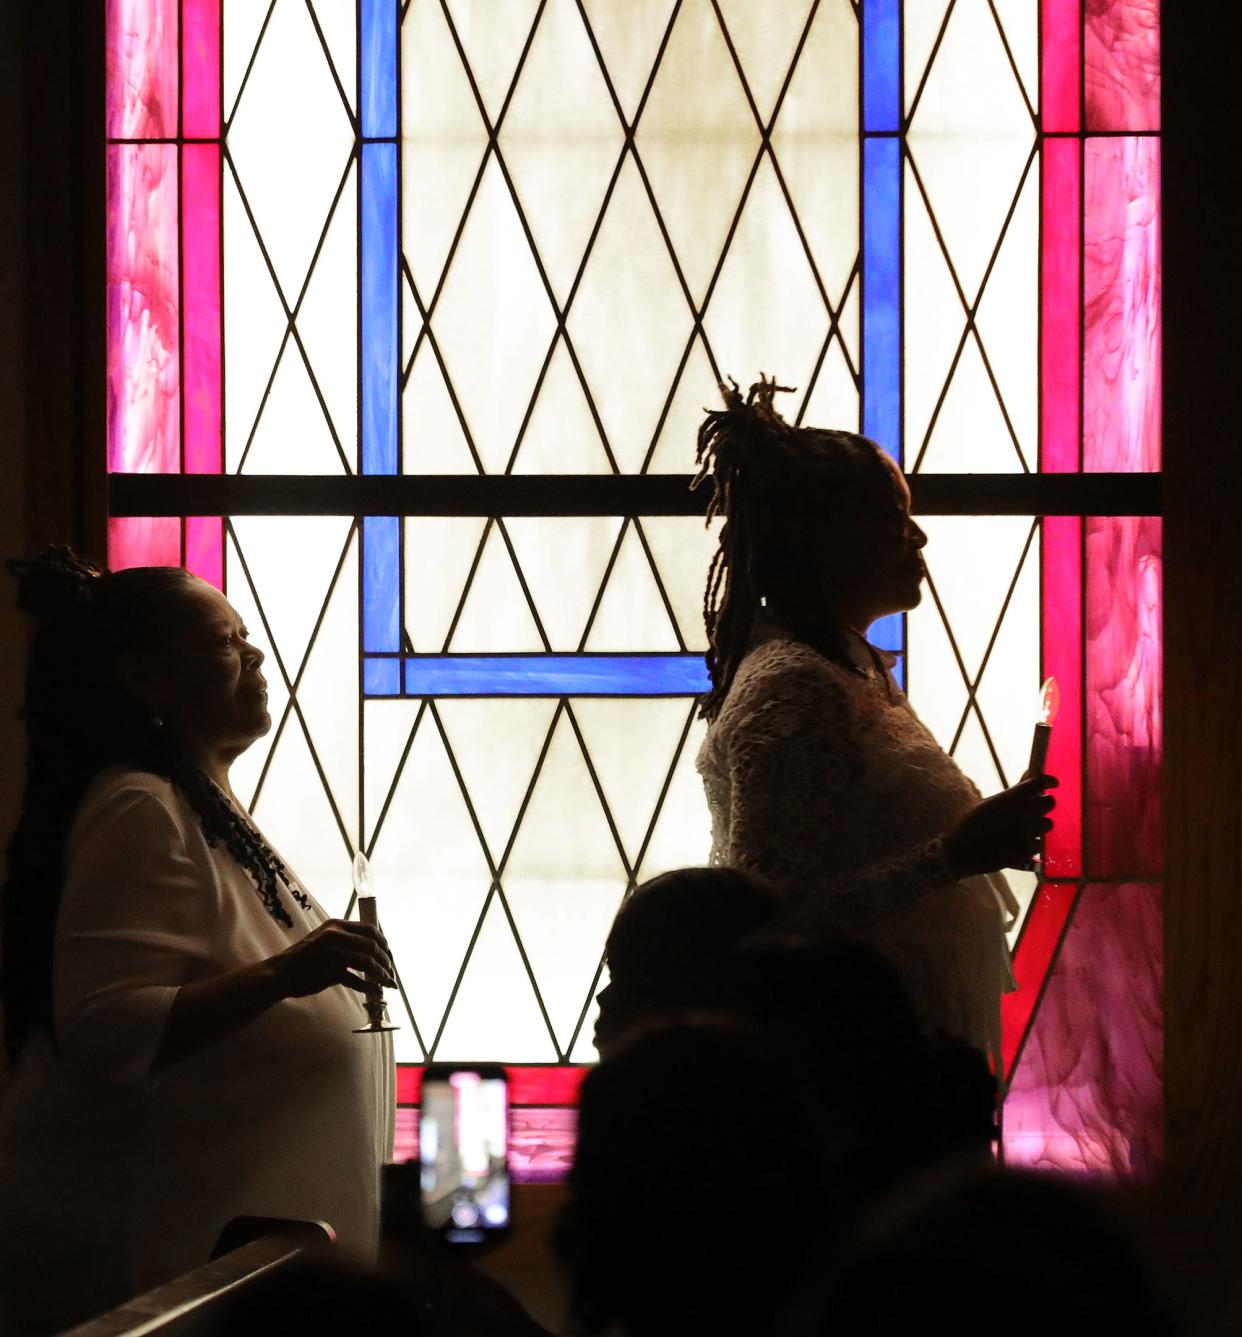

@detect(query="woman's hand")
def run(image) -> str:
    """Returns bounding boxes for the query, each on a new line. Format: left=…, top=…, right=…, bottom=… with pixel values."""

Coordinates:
left=272, top=920, right=398, bottom=1000
left=942, top=774, right=1058, bottom=878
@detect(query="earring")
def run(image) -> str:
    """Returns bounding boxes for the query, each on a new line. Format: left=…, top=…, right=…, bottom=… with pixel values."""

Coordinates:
left=151, top=715, right=164, bottom=730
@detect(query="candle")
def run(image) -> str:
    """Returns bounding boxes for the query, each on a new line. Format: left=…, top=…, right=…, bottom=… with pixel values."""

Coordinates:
left=352, top=851, right=397, bottom=1034
left=1028, top=676, right=1060, bottom=777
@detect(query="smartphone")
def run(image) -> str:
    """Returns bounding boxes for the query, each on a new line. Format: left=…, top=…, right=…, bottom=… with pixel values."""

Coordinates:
left=419, top=1064, right=511, bottom=1245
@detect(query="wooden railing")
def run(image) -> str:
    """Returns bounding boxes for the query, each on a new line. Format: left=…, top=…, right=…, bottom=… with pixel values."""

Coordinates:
left=58, top=1219, right=333, bottom=1337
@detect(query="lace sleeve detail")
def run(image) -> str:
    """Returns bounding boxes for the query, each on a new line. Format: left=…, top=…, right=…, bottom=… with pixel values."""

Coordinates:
left=720, top=650, right=952, bottom=928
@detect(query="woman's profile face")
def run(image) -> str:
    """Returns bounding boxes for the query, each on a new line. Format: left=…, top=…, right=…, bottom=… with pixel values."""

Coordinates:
left=133, top=578, right=271, bottom=760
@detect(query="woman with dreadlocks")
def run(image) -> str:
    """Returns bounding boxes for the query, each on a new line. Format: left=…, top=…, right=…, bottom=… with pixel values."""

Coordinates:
left=0, top=548, right=397, bottom=1333
left=694, top=379, right=1056, bottom=1068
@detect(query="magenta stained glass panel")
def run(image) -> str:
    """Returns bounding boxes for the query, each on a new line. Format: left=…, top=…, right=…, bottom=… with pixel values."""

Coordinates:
left=1041, top=0, right=1082, bottom=133
left=1083, top=137, right=1161, bottom=474
left=1084, top=0, right=1160, bottom=131
left=106, top=0, right=179, bottom=139
left=1004, top=882, right=1162, bottom=1176
left=1086, top=515, right=1162, bottom=878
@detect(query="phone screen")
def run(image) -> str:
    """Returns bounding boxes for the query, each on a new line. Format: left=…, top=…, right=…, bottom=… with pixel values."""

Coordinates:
left=419, top=1066, right=510, bottom=1244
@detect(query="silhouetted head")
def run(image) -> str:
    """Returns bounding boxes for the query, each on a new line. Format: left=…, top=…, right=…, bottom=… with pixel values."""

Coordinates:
left=558, top=1020, right=834, bottom=1337
left=593, top=866, right=782, bottom=1058
left=694, top=377, right=926, bottom=718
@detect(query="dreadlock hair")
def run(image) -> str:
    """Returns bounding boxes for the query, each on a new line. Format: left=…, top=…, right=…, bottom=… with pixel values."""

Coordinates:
left=692, top=376, right=889, bottom=721
left=1, top=545, right=309, bottom=1065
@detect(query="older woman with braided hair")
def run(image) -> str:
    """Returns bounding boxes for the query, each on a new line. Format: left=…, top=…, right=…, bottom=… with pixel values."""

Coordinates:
left=0, top=549, right=396, bottom=1333
left=693, top=379, right=1057, bottom=1070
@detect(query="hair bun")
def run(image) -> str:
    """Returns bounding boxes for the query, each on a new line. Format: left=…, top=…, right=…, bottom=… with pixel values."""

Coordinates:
left=7, top=546, right=104, bottom=622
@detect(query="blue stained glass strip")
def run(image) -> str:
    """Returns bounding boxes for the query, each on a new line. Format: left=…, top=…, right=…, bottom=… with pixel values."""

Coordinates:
left=862, top=0, right=900, bottom=133
left=363, top=517, right=400, bottom=652
left=400, top=655, right=711, bottom=697
left=361, top=142, right=398, bottom=477
left=868, top=612, right=905, bottom=690
left=364, top=657, right=402, bottom=695
left=360, top=0, right=398, bottom=139
left=862, top=136, right=901, bottom=463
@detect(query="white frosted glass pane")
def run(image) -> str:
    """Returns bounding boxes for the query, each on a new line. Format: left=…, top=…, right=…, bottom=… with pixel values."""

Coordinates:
left=904, top=161, right=967, bottom=464
left=715, top=0, right=814, bottom=125
left=838, top=274, right=860, bottom=371
left=906, top=0, right=1034, bottom=301
left=571, top=972, right=606, bottom=1062
left=951, top=707, right=1004, bottom=798
left=230, top=515, right=354, bottom=677
left=250, top=713, right=352, bottom=918
left=1003, top=869, right=1040, bottom=952
left=635, top=0, right=760, bottom=304
left=904, top=4, right=950, bottom=115
left=294, top=159, right=357, bottom=467
left=437, top=699, right=558, bottom=863
left=568, top=158, right=691, bottom=474
left=225, top=533, right=290, bottom=806
left=295, top=531, right=359, bottom=843
left=510, top=340, right=613, bottom=474
left=580, top=0, right=675, bottom=122
left=401, top=271, right=419, bottom=373
left=309, top=0, right=357, bottom=111
left=432, top=159, right=557, bottom=473
left=585, top=524, right=680, bottom=651
left=802, top=337, right=860, bottom=437
left=639, top=515, right=722, bottom=651
left=974, top=525, right=1041, bottom=788
left=503, top=714, right=627, bottom=1049
left=223, top=0, right=269, bottom=117
left=363, top=700, right=423, bottom=849
left=905, top=574, right=969, bottom=759
left=992, top=0, right=1038, bottom=109
left=402, top=346, right=479, bottom=475
left=401, top=0, right=488, bottom=295
left=369, top=712, right=493, bottom=1046
left=241, top=341, right=347, bottom=475
left=917, top=516, right=1032, bottom=686
left=501, top=0, right=623, bottom=304
left=767, top=0, right=858, bottom=302
left=646, top=334, right=717, bottom=474
left=504, top=516, right=623, bottom=650
left=974, top=163, right=1038, bottom=471
left=703, top=157, right=829, bottom=406
left=444, top=0, right=542, bottom=125
left=224, top=172, right=287, bottom=472
left=435, top=898, right=558, bottom=1062
left=571, top=698, right=695, bottom=864
left=919, top=335, right=1024, bottom=474
left=634, top=716, right=714, bottom=878
left=404, top=516, right=487, bottom=652
left=227, top=0, right=354, bottom=303
left=448, top=524, right=544, bottom=651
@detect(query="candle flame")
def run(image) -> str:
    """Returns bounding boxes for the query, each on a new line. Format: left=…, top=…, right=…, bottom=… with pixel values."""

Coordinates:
left=352, top=850, right=373, bottom=900
left=1038, top=676, right=1060, bottom=726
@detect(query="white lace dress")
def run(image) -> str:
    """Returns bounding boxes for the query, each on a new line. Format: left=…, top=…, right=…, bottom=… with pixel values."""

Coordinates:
left=697, top=632, right=1017, bottom=1063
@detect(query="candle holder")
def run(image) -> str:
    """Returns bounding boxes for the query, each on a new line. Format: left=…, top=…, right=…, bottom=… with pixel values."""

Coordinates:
left=351, top=851, right=398, bottom=1035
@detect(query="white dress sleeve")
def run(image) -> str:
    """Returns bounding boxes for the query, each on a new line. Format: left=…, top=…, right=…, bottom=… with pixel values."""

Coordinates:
left=710, top=646, right=950, bottom=928
left=54, top=781, right=220, bottom=1086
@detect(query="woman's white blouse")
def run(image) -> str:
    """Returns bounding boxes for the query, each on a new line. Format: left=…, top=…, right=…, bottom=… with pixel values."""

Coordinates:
left=698, top=634, right=1017, bottom=1063
left=0, top=766, right=394, bottom=1315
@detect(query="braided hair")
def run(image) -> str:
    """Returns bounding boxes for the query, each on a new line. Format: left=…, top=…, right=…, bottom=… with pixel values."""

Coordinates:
left=692, top=377, right=886, bottom=721
left=1, top=546, right=308, bottom=1064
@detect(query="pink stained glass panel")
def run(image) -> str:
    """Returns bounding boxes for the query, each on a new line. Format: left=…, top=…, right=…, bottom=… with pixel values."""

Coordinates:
left=186, top=518, right=224, bottom=589
left=105, top=0, right=179, bottom=140
left=1084, top=0, right=1160, bottom=131
left=1083, top=137, right=1161, bottom=473
left=1041, top=0, right=1082, bottom=133
left=109, top=517, right=181, bottom=572
left=181, top=0, right=221, bottom=139
left=392, top=1106, right=577, bottom=1184
left=1040, top=138, right=1082, bottom=474
left=1042, top=515, right=1083, bottom=875
left=1003, top=882, right=1162, bottom=1177
left=182, top=144, right=221, bottom=476
left=107, top=144, right=180, bottom=477
left=1001, top=881, right=1077, bottom=1077
left=1086, top=515, right=1162, bottom=878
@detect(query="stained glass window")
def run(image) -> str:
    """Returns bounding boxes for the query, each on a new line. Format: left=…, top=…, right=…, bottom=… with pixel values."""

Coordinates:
left=106, top=0, right=1161, bottom=1177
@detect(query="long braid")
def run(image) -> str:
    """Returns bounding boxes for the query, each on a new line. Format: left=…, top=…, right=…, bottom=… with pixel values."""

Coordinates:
left=2, top=548, right=306, bottom=1063
left=692, top=377, right=881, bottom=720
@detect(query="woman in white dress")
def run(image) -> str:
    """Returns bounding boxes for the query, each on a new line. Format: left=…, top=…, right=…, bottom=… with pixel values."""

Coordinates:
left=694, top=380, right=1056, bottom=1066
left=0, top=549, right=397, bottom=1334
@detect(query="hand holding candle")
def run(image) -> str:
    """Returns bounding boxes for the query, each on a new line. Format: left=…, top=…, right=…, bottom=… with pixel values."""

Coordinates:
left=1025, top=677, right=1059, bottom=868
left=352, top=851, right=398, bottom=1035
